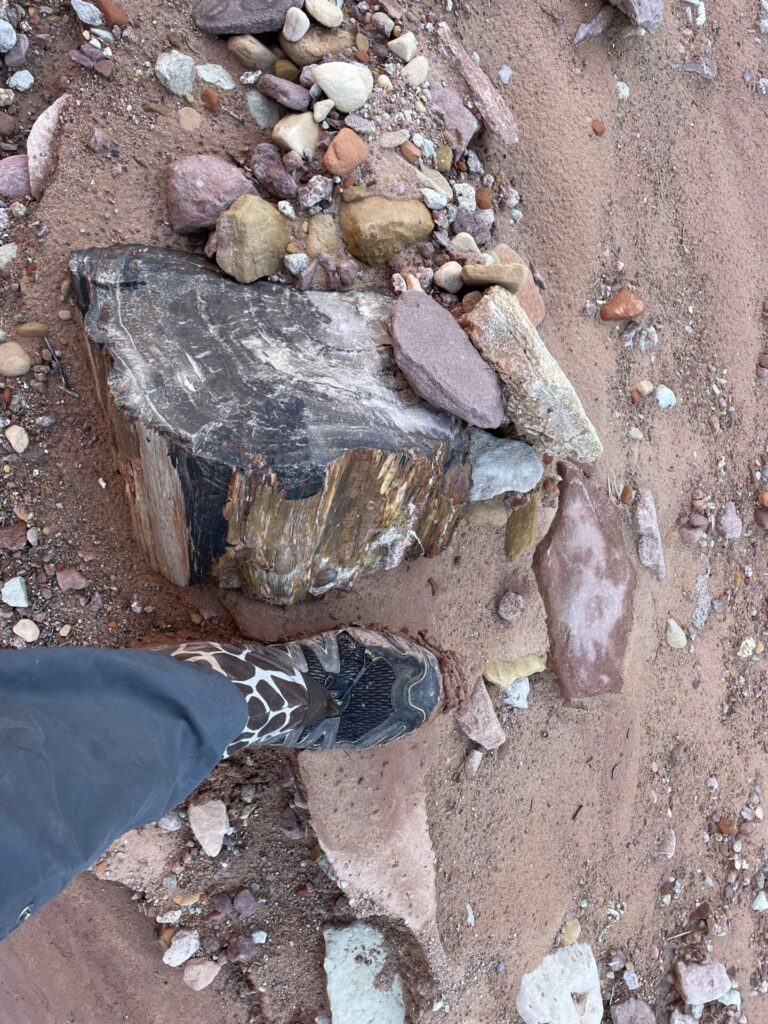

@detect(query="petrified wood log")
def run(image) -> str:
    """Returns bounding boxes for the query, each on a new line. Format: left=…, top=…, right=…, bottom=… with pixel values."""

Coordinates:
left=69, top=245, right=469, bottom=604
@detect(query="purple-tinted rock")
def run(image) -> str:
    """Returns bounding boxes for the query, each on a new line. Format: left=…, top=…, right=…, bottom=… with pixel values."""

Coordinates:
left=298, top=173, right=332, bottom=208
left=452, top=207, right=494, bottom=246
left=69, top=47, right=97, bottom=69
left=0, top=154, right=30, bottom=198
left=227, top=934, right=258, bottom=962
left=716, top=500, right=742, bottom=541
left=210, top=892, right=234, bottom=916
left=634, top=488, right=665, bottom=580
left=533, top=465, right=637, bottom=698
left=194, top=0, right=293, bottom=35
left=428, top=80, right=479, bottom=156
left=675, top=960, right=730, bottom=1005
left=233, top=888, right=259, bottom=918
left=250, top=143, right=298, bottom=200
left=389, top=290, right=504, bottom=429
left=4, top=33, right=28, bottom=68
left=456, top=677, right=506, bottom=750
left=610, top=998, right=655, bottom=1024
left=257, top=73, right=310, bottom=111
left=608, top=0, right=663, bottom=30
left=166, top=154, right=256, bottom=234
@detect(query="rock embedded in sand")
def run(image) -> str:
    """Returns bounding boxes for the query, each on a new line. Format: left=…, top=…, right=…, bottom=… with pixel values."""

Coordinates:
left=71, top=0, right=103, bottom=25
left=469, top=429, right=543, bottom=500
left=534, top=465, right=636, bottom=698
left=717, top=500, right=742, bottom=540
left=498, top=589, right=524, bottom=622
left=246, top=90, right=280, bottom=128
left=194, top=0, right=293, bottom=34
left=227, top=34, right=275, bottom=71
left=0, top=19, right=16, bottom=53
left=0, top=340, right=30, bottom=376
left=634, top=488, right=665, bottom=579
left=610, top=998, right=656, bottom=1024
left=665, top=618, right=687, bottom=649
left=183, top=960, right=222, bottom=990
left=163, top=929, right=200, bottom=967
left=517, top=943, right=603, bottom=1024
left=505, top=496, right=539, bottom=561
left=323, top=923, right=406, bottom=1024
left=463, top=286, right=602, bottom=463
left=456, top=678, right=506, bottom=750
left=675, top=961, right=730, bottom=1005
left=215, top=195, right=289, bottom=283
left=93, top=0, right=129, bottom=27
left=279, top=26, right=355, bottom=67
left=340, top=196, right=433, bottom=266
left=600, top=287, right=645, bottom=321
left=403, top=55, right=429, bottom=87
left=0, top=154, right=30, bottom=197
left=155, top=50, right=195, bottom=96
left=608, top=0, right=664, bottom=31
left=188, top=799, right=229, bottom=857
left=323, top=127, right=368, bottom=176
left=166, top=155, right=256, bottom=234
left=389, top=289, right=504, bottom=428
left=272, top=110, right=320, bottom=154
left=314, top=61, right=373, bottom=113
left=429, top=81, right=479, bottom=156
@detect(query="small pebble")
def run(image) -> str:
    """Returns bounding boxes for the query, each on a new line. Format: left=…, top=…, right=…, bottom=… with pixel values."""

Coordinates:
left=666, top=618, right=687, bottom=649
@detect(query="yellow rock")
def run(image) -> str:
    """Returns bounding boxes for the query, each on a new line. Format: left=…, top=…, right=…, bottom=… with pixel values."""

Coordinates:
left=505, top=495, right=538, bottom=561
left=484, top=654, right=546, bottom=689
left=561, top=919, right=581, bottom=945
left=18, top=321, right=48, bottom=337
left=466, top=498, right=507, bottom=527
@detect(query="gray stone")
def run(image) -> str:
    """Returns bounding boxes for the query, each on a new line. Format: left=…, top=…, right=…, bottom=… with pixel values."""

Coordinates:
left=195, top=63, right=236, bottom=90
left=464, top=286, right=602, bottom=463
left=0, top=19, right=16, bottom=54
left=610, top=998, right=655, bottom=1024
left=71, top=0, right=103, bottom=25
left=517, top=943, right=603, bottom=1024
left=157, top=812, right=182, bottom=831
left=284, top=252, right=309, bottom=275
left=323, top=923, right=406, bottom=1024
left=166, top=155, right=256, bottom=234
left=188, top=798, right=229, bottom=857
left=390, top=290, right=504, bottom=429
left=469, top=429, right=543, bottom=500
left=194, top=0, right=293, bottom=35
left=2, top=575, right=28, bottom=607
left=7, top=70, right=32, bottom=91
left=675, top=961, right=730, bottom=1005
left=608, top=0, right=663, bottom=30
left=258, top=73, right=311, bottom=111
left=534, top=465, right=636, bottom=698
left=428, top=81, right=479, bottom=156
left=453, top=207, right=494, bottom=246
left=245, top=90, right=280, bottom=128
left=155, top=50, right=195, bottom=96
left=162, top=929, right=200, bottom=967
left=573, top=4, right=615, bottom=43
left=250, top=143, right=298, bottom=200
left=503, top=676, right=530, bottom=708
left=717, top=501, right=742, bottom=541
left=456, top=677, right=506, bottom=749
left=634, top=488, right=665, bottom=579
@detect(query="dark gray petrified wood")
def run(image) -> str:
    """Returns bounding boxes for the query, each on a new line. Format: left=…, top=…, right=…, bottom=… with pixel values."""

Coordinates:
left=69, top=245, right=469, bottom=604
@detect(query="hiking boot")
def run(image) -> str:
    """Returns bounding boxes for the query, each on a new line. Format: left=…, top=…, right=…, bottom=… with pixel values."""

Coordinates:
left=167, top=628, right=442, bottom=753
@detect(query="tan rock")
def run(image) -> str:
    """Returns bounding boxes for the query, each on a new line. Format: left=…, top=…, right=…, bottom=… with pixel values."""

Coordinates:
left=188, top=799, right=229, bottom=857
left=272, top=111, right=320, bottom=155
left=307, top=213, right=338, bottom=257
left=183, top=960, right=222, bottom=991
left=215, top=195, right=289, bottom=284
left=461, top=262, right=526, bottom=293
left=339, top=196, right=433, bottom=266
left=314, top=61, right=373, bottom=113
left=305, top=0, right=343, bottom=28
left=490, top=243, right=545, bottom=327
left=456, top=678, right=506, bottom=749
left=227, top=34, right=275, bottom=71
left=0, top=340, right=30, bottom=376
left=279, top=26, right=355, bottom=67
left=464, top=287, right=602, bottom=462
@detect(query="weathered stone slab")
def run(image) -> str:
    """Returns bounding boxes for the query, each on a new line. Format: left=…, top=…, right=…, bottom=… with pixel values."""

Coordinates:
left=69, top=245, right=469, bottom=603
left=533, top=466, right=636, bottom=698
left=194, top=0, right=293, bottom=35
left=323, top=923, right=406, bottom=1024
left=517, top=944, right=603, bottom=1024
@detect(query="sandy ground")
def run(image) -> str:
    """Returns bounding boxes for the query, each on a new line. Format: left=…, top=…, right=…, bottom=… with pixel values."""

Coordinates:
left=2, top=0, right=768, bottom=1021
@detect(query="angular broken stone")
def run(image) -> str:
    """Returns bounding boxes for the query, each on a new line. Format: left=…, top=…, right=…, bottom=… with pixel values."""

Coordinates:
left=429, top=82, right=479, bottom=156
left=505, top=495, right=538, bottom=561
left=634, top=488, right=665, bottom=579
left=533, top=466, right=636, bottom=698
left=464, top=287, right=602, bottom=463
left=183, top=959, right=222, bottom=990
left=323, top=923, right=405, bottom=1024
left=675, top=960, right=730, bottom=1005
left=517, top=943, right=603, bottom=1024
left=166, top=154, right=256, bottom=234
left=69, top=246, right=469, bottom=603
left=573, top=5, right=615, bottom=43
left=389, top=290, right=504, bottom=429
left=455, top=678, right=506, bottom=750
left=194, top=0, right=293, bottom=35
left=608, top=0, right=663, bottom=30
left=162, top=929, right=200, bottom=967
left=188, top=798, right=229, bottom=857
left=610, top=997, right=655, bottom=1024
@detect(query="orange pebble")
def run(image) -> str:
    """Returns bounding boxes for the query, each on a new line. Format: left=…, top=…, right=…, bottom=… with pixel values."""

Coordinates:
left=475, top=186, right=493, bottom=209
left=591, top=118, right=605, bottom=136
left=399, top=140, right=421, bottom=164
left=200, top=88, right=220, bottom=113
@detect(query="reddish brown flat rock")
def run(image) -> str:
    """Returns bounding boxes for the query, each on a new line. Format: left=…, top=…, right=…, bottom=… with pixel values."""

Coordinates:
left=533, top=465, right=636, bottom=697
left=599, top=287, right=645, bottom=321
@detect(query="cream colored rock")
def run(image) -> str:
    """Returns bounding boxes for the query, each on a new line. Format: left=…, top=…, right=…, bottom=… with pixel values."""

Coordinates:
left=5, top=424, right=28, bottom=453
left=387, top=31, right=418, bottom=61
left=484, top=654, right=546, bottom=689
left=313, top=98, right=334, bottom=122
left=13, top=618, right=39, bottom=642
left=0, top=340, right=30, bottom=376
left=461, top=262, right=526, bottom=293
left=402, top=55, right=428, bottom=87
left=272, top=111, right=320, bottom=154
left=183, top=960, right=223, bottom=991
left=434, top=261, right=463, bottom=294
left=314, top=61, right=373, bottom=113
left=279, top=26, right=355, bottom=67
left=464, top=286, right=602, bottom=463
left=227, top=34, right=275, bottom=71
left=283, top=6, right=310, bottom=41
left=188, top=799, right=229, bottom=857
left=305, top=0, right=343, bottom=28
left=215, top=196, right=289, bottom=284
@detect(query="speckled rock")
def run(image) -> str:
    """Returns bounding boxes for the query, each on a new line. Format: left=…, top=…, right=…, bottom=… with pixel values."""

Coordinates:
left=194, top=0, right=293, bottom=35
left=163, top=929, right=200, bottom=967
left=155, top=50, right=195, bottom=96
left=534, top=465, right=636, bottom=698
left=456, top=678, right=506, bottom=750
left=279, top=26, right=355, bottom=67
left=166, top=155, right=256, bottom=234
left=215, top=195, right=289, bottom=283
left=339, top=196, right=432, bottom=266
left=634, top=488, right=665, bottom=579
left=250, top=143, right=298, bottom=199
left=428, top=81, right=479, bottom=156
left=469, top=429, right=543, bottom=500
left=675, top=961, right=730, bottom=1005
left=608, top=0, right=664, bottom=30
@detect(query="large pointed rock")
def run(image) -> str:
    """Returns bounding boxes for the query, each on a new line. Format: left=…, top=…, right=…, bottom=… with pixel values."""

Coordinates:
left=464, top=286, right=602, bottom=463
left=534, top=466, right=636, bottom=697
left=68, top=245, right=469, bottom=603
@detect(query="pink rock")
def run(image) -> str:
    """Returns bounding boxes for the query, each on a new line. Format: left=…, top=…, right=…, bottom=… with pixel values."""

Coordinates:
left=0, top=154, right=30, bottom=198
left=27, top=95, right=69, bottom=199
left=182, top=959, right=222, bottom=991
left=427, top=81, right=479, bottom=156
left=534, top=465, right=637, bottom=698
left=675, top=960, right=730, bottom=1004
left=611, top=998, right=655, bottom=1024
left=456, top=678, right=506, bottom=750
left=56, top=567, right=89, bottom=591
left=166, top=154, right=256, bottom=234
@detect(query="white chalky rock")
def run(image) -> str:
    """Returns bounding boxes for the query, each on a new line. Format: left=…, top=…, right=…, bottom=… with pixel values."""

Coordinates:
left=5, top=424, right=28, bottom=453
left=71, top=0, right=104, bottom=25
left=387, top=31, right=418, bottom=62
left=2, top=576, right=29, bottom=608
left=517, top=943, right=603, bottom=1024
left=323, top=923, right=405, bottom=1024
left=162, top=929, right=200, bottom=968
left=666, top=618, right=687, bottom=649
left=314, top=62, right=373, bottom=113
left=188, top=799, right=229, bottom=857
left=13, top=619, right=39, bottom=642
left=195, top=64, right=236, bottom=90
left=283, top=6, right=310, bottom=41
left=305, top=0, right=343, bottom=28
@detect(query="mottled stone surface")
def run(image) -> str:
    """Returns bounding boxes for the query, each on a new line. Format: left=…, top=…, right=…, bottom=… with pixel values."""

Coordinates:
left=69, top=246, right=469, bottom=601
left=464, top=286, right=602, bottom=463
left=215, top=194, right=289, bottom=283
left=340, top=196, right=433, bottom=265
left=194, top=0, right=293, bottom=35
left=634, top=488, right=665, bottom=579
left=534, top=466, right=636, bottom=698
left=675, top=961, right=730, bottom=1005
left=27, top=95, right=69, bottom=200
left=611, top=998, right=655, bottom=1024
left=323, top=924, right=405, bottom=1024
left=456, top=678, right=506, bottom=749
left=428, top=81, right=479, bottom=156
left=609, top=0, right=663, bottom=30
left=166, top=154, right=256, bottom=234
left=517, top=944, right=602, bottom=1024
left=279, top=25, right=355, bottom=66
left=469, top=429, right=543, bottom=500
left=0, top=154, right=30, bottom=198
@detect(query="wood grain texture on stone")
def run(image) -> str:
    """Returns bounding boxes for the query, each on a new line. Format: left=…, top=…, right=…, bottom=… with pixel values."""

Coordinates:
left=68, top=245, right=469, bottom=604
left=533, top=465, right=636, bottom=698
